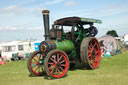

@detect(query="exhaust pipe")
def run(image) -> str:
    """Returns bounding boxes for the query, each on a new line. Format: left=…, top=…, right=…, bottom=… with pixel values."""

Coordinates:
left=42, top=10, right=50, bottom=40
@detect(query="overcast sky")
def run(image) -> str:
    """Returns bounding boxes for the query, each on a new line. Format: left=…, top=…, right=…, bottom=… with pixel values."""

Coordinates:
left=0, top=0, right=128, bottom=42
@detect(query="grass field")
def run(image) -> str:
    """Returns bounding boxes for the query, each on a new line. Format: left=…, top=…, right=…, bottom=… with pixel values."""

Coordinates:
left=0, top=51, right=128, bottom=85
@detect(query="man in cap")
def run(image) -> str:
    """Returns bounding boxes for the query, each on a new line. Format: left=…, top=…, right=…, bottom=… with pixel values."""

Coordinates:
left=88, top=23, right=98, bottom=37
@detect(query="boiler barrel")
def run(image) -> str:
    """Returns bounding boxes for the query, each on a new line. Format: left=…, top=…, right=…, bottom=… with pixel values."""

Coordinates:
left=55, top=40, right=74, bottom=52
left=39, top=40, right=74, bottom=53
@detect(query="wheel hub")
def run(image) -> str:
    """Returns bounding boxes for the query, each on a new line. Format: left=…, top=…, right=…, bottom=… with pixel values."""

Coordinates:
left=56, top=62, right=61, bottom=69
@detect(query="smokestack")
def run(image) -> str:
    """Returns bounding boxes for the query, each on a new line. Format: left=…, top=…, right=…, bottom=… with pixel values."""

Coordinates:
left=42, top=10, right=50, bottom=40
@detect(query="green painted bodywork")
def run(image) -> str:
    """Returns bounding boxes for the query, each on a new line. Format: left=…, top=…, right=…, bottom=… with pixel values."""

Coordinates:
left=74, top=25, right=86, bottom=44
left=55, top=40, right=74, bottom=52
left=71, top=49, right=77, bottom=58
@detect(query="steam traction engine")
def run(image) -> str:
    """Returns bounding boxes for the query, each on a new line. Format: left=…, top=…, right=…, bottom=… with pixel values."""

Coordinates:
left=27, top=10, right=102, bottom=78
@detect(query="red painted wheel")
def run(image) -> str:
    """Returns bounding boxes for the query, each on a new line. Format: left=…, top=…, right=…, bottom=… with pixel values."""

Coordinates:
left=27, top=50, right=45, bottom=76
left=80, top=37, right=101, bottom=69
left=44, top=49, right=69, bottom=78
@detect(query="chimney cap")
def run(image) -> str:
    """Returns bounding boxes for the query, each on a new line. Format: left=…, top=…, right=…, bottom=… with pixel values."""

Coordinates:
left=42, top=10, right=50, bottom=14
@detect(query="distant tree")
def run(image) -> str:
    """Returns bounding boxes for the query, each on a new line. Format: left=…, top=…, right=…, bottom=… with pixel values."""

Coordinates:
left=106, top=30, right=119, bottom=37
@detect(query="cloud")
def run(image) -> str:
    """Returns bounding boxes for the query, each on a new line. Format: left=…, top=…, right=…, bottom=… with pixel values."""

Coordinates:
left=0, top=5, right=27, bottom=16
left=0, top=24, right=44, bottom=31
left=104, top=5, right=119, bottom=10
left=64, top=0, right=77, bottom=6
left=46, top=0, right=64, bottom=5
left=28, top=26, right=43, bottom=30
left=0, top=26, right=17, bottom=31
left=3, top=5, right=17, bottom=12
left=71, top=4, right=128, bottom=19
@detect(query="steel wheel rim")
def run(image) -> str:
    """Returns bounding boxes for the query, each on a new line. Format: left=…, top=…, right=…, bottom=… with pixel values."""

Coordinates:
left=47, top=52, right=69, bottom=78
left=30, top=53, right=43, bottom=75
left=88, top=39, right=101, bottom=68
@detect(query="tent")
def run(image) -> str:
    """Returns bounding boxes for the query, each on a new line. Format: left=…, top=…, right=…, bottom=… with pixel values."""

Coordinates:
left=0, top=58, right=6, bottom=65
left=98, top=35, right=118, bottom=56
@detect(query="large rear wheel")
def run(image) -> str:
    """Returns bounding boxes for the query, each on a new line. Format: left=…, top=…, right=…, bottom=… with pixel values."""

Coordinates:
left=44, top=49, right=69, bottom=78
left=27, top=50, right=45, bottom=76
left=80, top=37, right=101, bottom=69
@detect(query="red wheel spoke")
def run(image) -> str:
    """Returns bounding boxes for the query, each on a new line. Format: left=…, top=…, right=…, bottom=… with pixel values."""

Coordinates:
left=92, top=46, right=95, bottom=50
left=34, top=66, right=39, bottom=72
left=88, top=53, right=91, bottom=57
left=38, top=54, right=42, bottom=61
left=56, top=68, right=60, bottom=75
left=31, top=62, right=37, bottom=64
left=48, top=65, right=55, bottom=69
left=59, top=66, right=64, bottom=71
left=55, top=67, right=58, bottom=75
left=36, top=55, right=39, bottom=61
left=95, top=49, right=98, bottom=53
left=33, top=57, right=38, bottom=62
left=95, top=47, right=99, bottom=51
left=95, top=49, right=100, bottom=56
left=89, top=45, right=94, bottom=53
left=31, top=64, right=37, bottom=68
left=90, top=48, right=94, bottom=53
left=57, top=54, right=59, bottom=62
left=58, top=56, right=63, bottom=62
left=50, top=58, right=57, bottom=63
left=60, top=60, right=65, bottom=64
left=48, top=62, right=54, bottom=65
left=88, top=45, right=92, bottom=50
left=50, top=68, right=54, bottom=73
left=53, top=55, right=57, bottom=62
left=60, top=64, right=65, bottom=67
left=88, top=55, right=92, bottom=61
left=88, top=56, right=92, bottom=61
left=88, top=49, right=92, bottom=53
left=93, top=42, right=97, bottom=48
left=94, top=59, right=98, bottom=63
left=95, top=52, right=99, bottom=56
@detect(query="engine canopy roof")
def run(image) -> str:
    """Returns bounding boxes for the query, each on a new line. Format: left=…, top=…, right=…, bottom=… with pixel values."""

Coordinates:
left=54, top=17, right=102, bottom=26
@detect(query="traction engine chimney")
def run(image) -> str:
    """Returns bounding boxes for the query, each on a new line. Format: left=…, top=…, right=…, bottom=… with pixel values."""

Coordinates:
left=42, top=10, right=50, bottom=40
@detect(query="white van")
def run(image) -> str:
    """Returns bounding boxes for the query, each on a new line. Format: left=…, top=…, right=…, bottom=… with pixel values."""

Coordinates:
left=124, top=34, right=128, bottom=45
left=1, top=41, right=35, bottom=61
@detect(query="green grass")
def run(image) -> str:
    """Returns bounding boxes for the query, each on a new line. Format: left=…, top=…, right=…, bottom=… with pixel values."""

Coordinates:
left=0, top=51, right=128, bottom=85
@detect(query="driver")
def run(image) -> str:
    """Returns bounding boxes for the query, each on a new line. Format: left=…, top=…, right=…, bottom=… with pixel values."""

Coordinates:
left=88, top=23, right=98, bottom=37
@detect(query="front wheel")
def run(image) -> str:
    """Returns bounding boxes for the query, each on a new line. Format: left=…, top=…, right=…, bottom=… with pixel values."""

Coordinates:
left=27, top=50, right=45, bottom=76
left=44, top=49, right=69, bottom=78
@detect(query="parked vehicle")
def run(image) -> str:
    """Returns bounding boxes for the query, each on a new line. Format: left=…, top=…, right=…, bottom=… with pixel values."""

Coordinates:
left=1, top=41, right=35, bottom=61
left=27, top=10, right=102, bottom=78
left=124, top=34, right=128, bottom=46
